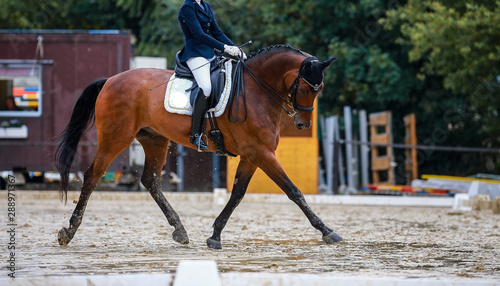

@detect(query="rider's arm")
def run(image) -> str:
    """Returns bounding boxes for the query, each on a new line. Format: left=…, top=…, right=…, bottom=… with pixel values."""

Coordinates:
left=179, top=5, right=226, bottom=52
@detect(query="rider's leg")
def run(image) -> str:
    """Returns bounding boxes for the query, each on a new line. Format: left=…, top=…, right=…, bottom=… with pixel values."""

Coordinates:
left=187, top=57, right=211, bottom=151
left=190, top=90, right=209, bottom=151
left=187, top=57, right=212, bottom=97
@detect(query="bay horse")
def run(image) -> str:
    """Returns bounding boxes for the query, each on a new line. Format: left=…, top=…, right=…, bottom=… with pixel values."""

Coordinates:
left=55, top=44, right=342, bottom=249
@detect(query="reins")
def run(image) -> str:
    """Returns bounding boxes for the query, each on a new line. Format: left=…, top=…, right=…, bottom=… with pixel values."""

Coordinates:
left=228, top=60, right=248, bottom=122
left=228, top=56, right=319, bottom=123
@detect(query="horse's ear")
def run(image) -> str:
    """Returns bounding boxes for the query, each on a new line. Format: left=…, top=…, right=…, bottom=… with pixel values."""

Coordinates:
left=321, top=57, right=337, bottom=70
left=303, top=61, right=313, bottom=75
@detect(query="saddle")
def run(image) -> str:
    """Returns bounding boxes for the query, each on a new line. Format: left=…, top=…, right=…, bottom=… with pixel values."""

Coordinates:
left=174, top=52, right=230, bottom=109
left=174, top=52, right=236, bottom=157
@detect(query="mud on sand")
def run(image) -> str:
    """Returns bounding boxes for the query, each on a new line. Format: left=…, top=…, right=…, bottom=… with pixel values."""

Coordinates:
left=1, top=191, right=499, bottom=279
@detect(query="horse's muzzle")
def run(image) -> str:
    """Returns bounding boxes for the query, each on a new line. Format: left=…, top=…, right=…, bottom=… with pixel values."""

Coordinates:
left=295, top=121, right=311, bottom=130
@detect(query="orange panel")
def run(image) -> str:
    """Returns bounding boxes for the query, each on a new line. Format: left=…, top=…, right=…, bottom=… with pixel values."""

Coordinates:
left=227, top=137, right=318, bottom=194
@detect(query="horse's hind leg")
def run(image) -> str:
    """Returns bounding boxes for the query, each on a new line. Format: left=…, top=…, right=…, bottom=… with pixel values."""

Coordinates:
left=207, top=158, right=257, bottom=249
left=136, top=130, right=189, bottom=244
left=58, top=140, right=133, bottom=246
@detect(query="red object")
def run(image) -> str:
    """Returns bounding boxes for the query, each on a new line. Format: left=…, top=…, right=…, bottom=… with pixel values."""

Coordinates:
left=400, top=186, right=414, bottom=193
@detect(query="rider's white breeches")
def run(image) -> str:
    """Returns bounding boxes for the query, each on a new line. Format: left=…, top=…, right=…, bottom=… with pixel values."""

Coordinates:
left=186, top=57, right=212, bottom=97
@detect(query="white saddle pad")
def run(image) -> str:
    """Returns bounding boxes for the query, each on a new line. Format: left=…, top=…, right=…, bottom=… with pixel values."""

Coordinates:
left=164, top=60, right=232, bottom=117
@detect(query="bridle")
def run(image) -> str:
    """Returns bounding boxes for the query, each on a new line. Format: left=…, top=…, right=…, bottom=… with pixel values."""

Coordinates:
left=286, top=56, right=323, bottom=115
left=229, top=56, right=322, bottom=122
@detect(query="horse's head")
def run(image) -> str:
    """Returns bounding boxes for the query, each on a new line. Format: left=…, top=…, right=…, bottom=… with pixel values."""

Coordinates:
left=288, top=56, right=336, bottom=129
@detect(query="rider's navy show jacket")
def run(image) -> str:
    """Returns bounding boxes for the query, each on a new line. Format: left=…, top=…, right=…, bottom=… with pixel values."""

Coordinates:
left=178, top=0, right=235, bottom=62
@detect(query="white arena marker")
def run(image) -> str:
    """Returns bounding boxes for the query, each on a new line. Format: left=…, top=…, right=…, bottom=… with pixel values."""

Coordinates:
left=174, top=260, right=222, bottom=286
left=213, top=188, right=229, bottom=205
left=453, top=193, right=472, bottom=211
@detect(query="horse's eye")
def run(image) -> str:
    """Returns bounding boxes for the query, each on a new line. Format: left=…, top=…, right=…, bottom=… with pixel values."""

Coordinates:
left=299, top=88, right=306, bottom=94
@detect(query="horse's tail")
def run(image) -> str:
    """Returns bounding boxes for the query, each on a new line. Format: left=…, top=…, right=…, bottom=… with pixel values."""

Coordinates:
left=55, top=78, right=107, bottom=202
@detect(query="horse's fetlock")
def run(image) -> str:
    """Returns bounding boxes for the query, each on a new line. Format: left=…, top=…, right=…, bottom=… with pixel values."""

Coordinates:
left=287, top=193, right=304, bottom=204
left=212, top=220, right=225, bottom=231
left=310, top=217, right=323, bottom=228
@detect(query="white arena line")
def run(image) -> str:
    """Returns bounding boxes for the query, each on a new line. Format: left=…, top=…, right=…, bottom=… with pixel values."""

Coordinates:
left=0, top=191, right=456, bottom=208
left=242, top=193, right=455, bottom=208
left=2, top=272, right=498, bottom=286
left=222, top=273, right=500, bottom=286
left=3, top=260, right=499, bottom=286
left=2, top=273, right=173, bottom=286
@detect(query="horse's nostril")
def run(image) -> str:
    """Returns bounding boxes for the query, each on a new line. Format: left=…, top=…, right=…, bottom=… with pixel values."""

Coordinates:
left=297, top=123, right=304, bottom=129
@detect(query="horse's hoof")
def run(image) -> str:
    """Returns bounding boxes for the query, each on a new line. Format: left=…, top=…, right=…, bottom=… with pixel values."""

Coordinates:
left=322, top=231, right=343, bottom=244
left=207, top=238, right=222, bottom=249
left=58, top=227, right=71, bottom=246
left=172, top=229, right=189, bottom=244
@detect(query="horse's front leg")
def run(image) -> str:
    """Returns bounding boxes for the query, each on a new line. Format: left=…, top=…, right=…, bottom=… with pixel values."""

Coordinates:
left=255, top=151, right=342, bottom=244
left=207, top=158, right=257, bottom=249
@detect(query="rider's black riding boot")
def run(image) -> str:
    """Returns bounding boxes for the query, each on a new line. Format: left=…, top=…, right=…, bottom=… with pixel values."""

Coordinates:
left=189, top=90, right=209, bottom=151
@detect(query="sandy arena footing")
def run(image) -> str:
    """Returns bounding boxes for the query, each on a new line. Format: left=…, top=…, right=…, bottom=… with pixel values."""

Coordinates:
left=0, top=191, right=499, bottom=284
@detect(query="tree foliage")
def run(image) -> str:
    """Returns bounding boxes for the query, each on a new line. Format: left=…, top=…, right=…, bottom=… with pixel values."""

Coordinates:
left=384, top=0, right=500, bottom=172
left=385, top=1, right=500, bottom=95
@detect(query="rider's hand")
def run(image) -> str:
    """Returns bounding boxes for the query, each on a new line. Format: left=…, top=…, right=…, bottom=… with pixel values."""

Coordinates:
left=224, top=45, right=246, bottom=60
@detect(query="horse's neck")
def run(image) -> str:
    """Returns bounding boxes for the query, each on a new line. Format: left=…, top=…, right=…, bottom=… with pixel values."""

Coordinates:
left=244, top=53, right=302, bottom=129
left=249, top=53, right=300, bottom=84
left=246, top=53, right=301, bottom=99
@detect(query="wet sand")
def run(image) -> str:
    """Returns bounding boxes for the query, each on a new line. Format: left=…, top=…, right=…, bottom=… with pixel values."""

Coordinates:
left=1, top=191, right=499, bottom=279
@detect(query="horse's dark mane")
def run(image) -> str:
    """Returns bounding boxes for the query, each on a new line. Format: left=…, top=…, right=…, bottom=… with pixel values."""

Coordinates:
left=247, top=44, right=306, bottom=61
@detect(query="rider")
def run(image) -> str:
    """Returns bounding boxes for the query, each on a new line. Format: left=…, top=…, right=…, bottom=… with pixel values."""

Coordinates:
left=178, top=0, right=246, bottom=151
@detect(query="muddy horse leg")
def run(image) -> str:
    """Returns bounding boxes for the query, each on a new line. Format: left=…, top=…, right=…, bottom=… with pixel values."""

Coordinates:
left=136, top=131, right=189, bottom=244
left=257, top=152, right=342, bottom=243
left=58, top=142, right=131, bottom=246
left=207, top=158, right=257, bottom=249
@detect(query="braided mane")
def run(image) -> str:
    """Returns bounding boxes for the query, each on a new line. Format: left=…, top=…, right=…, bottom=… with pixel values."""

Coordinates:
left=247, top=44, right=305, bottom=61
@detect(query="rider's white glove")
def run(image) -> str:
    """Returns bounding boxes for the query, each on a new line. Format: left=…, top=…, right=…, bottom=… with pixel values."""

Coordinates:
left=224, top=45, right=247, bottom=60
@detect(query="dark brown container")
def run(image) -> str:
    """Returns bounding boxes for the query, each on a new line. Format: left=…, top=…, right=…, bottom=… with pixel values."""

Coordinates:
left=0, top=30, right=131, bottom=172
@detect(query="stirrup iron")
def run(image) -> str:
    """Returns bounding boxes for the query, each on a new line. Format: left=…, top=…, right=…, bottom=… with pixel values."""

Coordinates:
left=190, top=133, right=209, bottom=152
